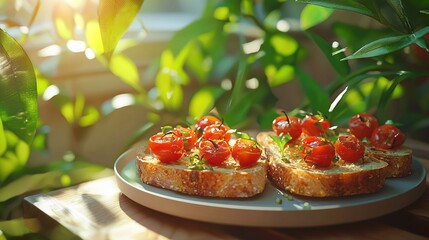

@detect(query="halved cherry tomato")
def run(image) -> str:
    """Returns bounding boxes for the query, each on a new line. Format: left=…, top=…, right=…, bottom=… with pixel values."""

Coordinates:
left=302, top=136, right=335, bottom=167
left=201, top=123, right=232, bottom=142
left=301, top=115, right=330, bottom=136
left=272, top=115, right=302, bottom=142
left=148, top=132, right=184, bottom=163
left=334, top=135, right=365, bottom=163
left=194, top=115, right=221, bottom=137
left=349, top=113, right=378, bottom=140
left=198, top=139, right=231, bottom=166
left=172, top=127, right=197, bottom=151
left=232, top=138, right=262, bottom=167
left=370, top=124, right=405, bottom=150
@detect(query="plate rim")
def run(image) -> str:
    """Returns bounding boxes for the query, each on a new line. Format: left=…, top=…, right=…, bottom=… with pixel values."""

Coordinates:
left=114, top=147, right=427, bottom=227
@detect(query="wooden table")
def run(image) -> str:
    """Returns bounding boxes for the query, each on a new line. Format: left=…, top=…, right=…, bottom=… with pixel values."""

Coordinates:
left=24, top=141, right=429, bottom=240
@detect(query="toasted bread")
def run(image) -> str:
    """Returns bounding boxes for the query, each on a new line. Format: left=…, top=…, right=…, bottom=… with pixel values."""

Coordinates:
left=136, top=148, right=267, bottom=198
left=366, top=145, right=412, bottom=178
left=256, top=131, right=388, bottom=197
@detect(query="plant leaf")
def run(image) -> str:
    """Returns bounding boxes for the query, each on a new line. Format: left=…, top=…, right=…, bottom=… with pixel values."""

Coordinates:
left=300, top=4, right=333, bottom=30
left=0, top=29, right=38, bottom=144
left=305, top=31, right=349, bottom=76
left=296, top=67, right=330, bottom=116
left=109, top=54, right=143, bottom=93
left=189, top=87, right=225, bottom=119
left=342, top=26, right=429, bottom=60
left=296, top=0, right=376, bottom=18
left=98, top=0, right=144, bottom=60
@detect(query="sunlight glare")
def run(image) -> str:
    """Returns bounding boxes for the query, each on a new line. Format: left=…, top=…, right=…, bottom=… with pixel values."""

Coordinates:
left=246, top=78, right=259, bottom=89
left=66, top=40, right=86, bottom=53
left=332, top=41, right=340, bottom=48
left=243, top=39, right=263, bottom=54
left=276, top=20, right=290, bottom=32
left=111, top=94, right=135, bottom=109
left=84, top=48, right=96, bottom=60
left=38, top=44, right=62, bottom=57
left=43, top=85, right=60, bottom=101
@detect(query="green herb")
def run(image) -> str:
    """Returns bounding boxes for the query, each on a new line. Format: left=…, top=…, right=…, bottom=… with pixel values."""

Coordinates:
left=275, top=197, right=283, bottom=204
left=188, top=153, right=213, bottom=171
left=302, top=202, right=311, bottom=210
left=270, top=133, right=292, bottom=160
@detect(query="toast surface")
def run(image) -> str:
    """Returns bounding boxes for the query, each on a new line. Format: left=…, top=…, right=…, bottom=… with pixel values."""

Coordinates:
left=257, top=131, right=388, bottom=197
left=136, top=149, right=267, bottom=198
left=366, top=145, right=412, bottom=178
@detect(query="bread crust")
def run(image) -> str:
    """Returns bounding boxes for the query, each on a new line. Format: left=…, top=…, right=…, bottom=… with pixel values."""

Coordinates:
left=136, top=151, right=267, bottom=198
left=257, top=131, right=388, bottom=197
left=366, top=146, right=412, bottom=178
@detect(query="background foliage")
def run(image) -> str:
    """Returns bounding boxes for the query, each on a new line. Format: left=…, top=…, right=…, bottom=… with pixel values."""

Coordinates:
left=0, top=0, right=428, bottom=238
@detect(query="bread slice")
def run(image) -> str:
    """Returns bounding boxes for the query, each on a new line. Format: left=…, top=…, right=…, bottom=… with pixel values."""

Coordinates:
left=256, top=131, right=388, bottom=197
left=136, top=148, right=267, bottom=198
left=365, top=145, right=412, bottom=178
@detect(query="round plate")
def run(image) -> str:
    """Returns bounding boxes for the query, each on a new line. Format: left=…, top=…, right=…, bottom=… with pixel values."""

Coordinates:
left=114, top=146, right=426, bottom=227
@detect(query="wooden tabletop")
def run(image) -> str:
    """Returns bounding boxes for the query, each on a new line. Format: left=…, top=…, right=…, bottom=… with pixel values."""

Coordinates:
left=23, top=141, right=429, bottom=240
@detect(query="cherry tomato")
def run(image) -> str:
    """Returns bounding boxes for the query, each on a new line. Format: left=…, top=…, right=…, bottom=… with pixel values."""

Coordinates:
left=172, top=127, right=197, bottom=151
left=370, top=124, right=406, bottom=150
left=201, top=124, right=232, bottom=142
left=148, top=132, right=184, bottom=163
left=301, top=115, right=330, bottom=136
left=349, top=113, right=379, bottom=140
left=198, top=139, right=231, bottom=166
left=334, top=135, right=365, bottom=163
left=302, top=136, right=335, bottom=167
left=272, top=115, right=302, bottom=142
left=194, top=115, right=221, bottom=137
left=232, top=138, right=262, bottom=167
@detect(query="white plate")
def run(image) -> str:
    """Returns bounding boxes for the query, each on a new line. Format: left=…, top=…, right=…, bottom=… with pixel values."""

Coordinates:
left=114, top=146, right=426, bottom=227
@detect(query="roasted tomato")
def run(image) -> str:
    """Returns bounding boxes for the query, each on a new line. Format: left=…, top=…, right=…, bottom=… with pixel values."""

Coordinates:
left=198, top=139, right=231, bottom=166
left=172, top=127, right=197, bottom=151
left=370, top=124, right=405, bottom=150
left=302, top=136, right=335, bottom=167
left=349, top=113, right=379, bottom=140
left=272, top=114, right=302, bottom=142
left=194, top=115, right=221, bottom=137
left=334, top=135, right=365, bottom=163
left=301, top=115, right=330, bottom=136
left=148, top=132, right=184, bottom=163
left=232, top=138, right=262, bottom=167
left=201, top=123, right=232, bottom=142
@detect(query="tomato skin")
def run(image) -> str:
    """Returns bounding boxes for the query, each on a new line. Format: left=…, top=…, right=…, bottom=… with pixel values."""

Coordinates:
left=148, top=132, right=184, bottom=163
left=198, top=139, right=231, bottom=166
left=302, top=136, right=335, bottom=167
left=349, top=113, right=379, bottom=140
left=301, top=115, right=330, bottom=136
left=201, top=124, right=232, bottom=142
left=334, top=135, right=365, bottom=163
left=370, top=124, right=406, bottom=150
left=232, top=138, right=262, bottom=167
left=194, top=115, right=221, bottom=137
left=272, top=115, right=302, bottom=142
left=172, top=127, right=197, bottom=151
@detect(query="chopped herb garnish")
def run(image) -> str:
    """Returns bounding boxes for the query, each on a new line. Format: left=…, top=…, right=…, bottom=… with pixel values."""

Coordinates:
left=270, top=133, right=292, bottom=159
left=275, top=198, right=283, bottom=204
left=302, top=202, right=311, bottom=210
left=188, top=153, right=213, bottom=170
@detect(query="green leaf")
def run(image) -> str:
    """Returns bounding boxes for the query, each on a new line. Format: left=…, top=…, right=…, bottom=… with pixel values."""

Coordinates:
left=343, top=26, right=429, bottom=60
left=53, top=1, right=75, bottom=40
left=265, top=64, right=295, bottom=87
left=109, top=54, right=143, bottom=93
left=385, top=0, right=412, bottom=33
left=0, top=120, right=6, bottom=156
left=0, top=29, right=38, bottom=144
left=296, top=67, right=330, bottom=116
left=155, top=74, right=183, bottom=111
left=168, top=18, right=223, bottom=55
left=98, top=0, right=144, bottom=60
left=189, top=87, right=225, bottom=119
left=270, top=34, right=298, bottom=57
left=0, top=218, right=36, bottom=237
left=300, top=4, right=333, bottom=30
left=305, top=31, right=349, bottom=76
left=296, top=0, right=376, bottom=18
